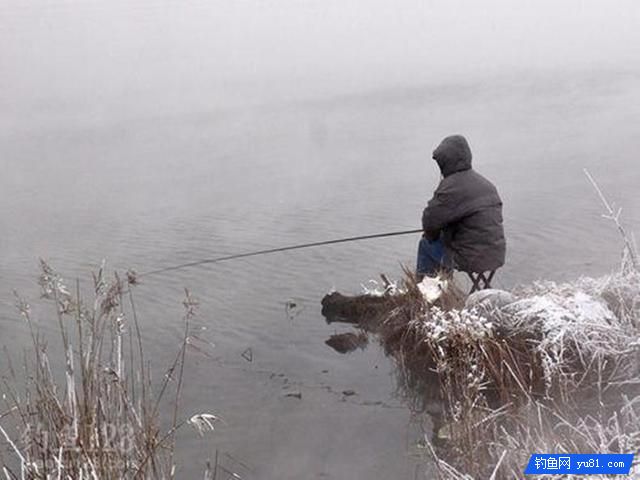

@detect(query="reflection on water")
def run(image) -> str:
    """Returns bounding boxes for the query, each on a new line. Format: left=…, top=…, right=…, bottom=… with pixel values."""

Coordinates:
left=1, top=71, right=640, bottom=478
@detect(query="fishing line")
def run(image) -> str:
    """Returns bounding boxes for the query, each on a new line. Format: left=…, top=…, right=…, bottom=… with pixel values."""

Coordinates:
left=139, top=228, right=422, bottom=277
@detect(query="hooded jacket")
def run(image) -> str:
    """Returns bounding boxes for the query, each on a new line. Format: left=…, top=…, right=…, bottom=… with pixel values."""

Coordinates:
left=422, top=135, right=506, bottom=272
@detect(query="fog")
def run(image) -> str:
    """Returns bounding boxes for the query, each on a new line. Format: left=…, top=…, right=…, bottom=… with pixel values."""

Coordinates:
left=1, top=0, right=639, bottom=128
left=2, top=2, right=640, bottom=478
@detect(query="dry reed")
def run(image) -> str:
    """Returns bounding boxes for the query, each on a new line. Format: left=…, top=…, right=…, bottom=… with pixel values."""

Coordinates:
left=0, top=261, right=224, bottom=480
left=367, top=265, right=640, bottom=479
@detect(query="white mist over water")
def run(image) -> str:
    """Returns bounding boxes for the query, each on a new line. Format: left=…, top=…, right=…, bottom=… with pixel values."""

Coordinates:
left=1, top=0, right=639, bottom=126
left=1, top=1, right=640, bottom=478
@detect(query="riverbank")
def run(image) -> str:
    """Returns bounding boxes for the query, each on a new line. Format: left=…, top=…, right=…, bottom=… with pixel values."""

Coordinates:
left=322, top=263, right=640, bottom=478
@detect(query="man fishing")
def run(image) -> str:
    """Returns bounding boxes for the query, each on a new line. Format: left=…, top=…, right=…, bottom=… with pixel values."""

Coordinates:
left=142, top=134, right=504, bottom=281
left=417, top=135, right=506, bottom=281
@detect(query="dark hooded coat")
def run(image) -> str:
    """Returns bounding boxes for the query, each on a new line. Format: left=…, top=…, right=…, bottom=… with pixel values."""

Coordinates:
left=422, top=135, right=506, bottom=272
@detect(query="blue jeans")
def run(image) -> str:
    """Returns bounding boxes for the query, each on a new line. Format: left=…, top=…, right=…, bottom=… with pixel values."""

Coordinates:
left=416, top=237, right=452, bottom=277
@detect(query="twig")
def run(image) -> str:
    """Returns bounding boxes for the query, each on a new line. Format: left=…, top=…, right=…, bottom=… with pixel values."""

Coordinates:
left=584, top=169, right=638, bottom=270
left=488, top=450, right=507, bottom=480
left=0, top=423, right=26, bottom=468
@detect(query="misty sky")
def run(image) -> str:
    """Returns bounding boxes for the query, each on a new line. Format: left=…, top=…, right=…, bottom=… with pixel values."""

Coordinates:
left=1, top=0, right=639, bottom=121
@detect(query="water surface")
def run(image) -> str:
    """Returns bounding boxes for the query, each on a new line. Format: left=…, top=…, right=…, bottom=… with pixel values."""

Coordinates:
left=2, top=69, right=640, bottom=478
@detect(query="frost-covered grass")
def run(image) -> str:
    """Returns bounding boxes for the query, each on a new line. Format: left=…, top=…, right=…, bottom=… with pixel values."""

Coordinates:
left=370, top=265, right=640, bottom=479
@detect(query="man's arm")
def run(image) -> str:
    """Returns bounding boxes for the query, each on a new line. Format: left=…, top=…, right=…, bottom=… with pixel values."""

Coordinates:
left=422, top=182, right=461, bottom=236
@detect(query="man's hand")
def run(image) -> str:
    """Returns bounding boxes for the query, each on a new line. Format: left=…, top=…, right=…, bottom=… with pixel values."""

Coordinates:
left=423, top=229, right=441, bottom=241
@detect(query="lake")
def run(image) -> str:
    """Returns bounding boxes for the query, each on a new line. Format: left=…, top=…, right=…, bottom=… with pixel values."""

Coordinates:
left=1, top=68, right=639, bottom=478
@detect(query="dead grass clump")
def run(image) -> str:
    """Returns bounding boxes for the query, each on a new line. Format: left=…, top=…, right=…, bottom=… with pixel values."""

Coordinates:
left=372, top=268, right=640, bottom=479
left=0, top=261, right=219, bottom=479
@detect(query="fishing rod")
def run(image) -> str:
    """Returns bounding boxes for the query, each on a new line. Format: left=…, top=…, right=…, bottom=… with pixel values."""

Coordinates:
left=139, top=228, right=422, bottom=277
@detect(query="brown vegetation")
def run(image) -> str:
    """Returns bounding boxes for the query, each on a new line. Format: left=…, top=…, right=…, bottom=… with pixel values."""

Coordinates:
left=0, top=261, right=223, bottom=479
left=322, top=267, right=640, bottom=479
